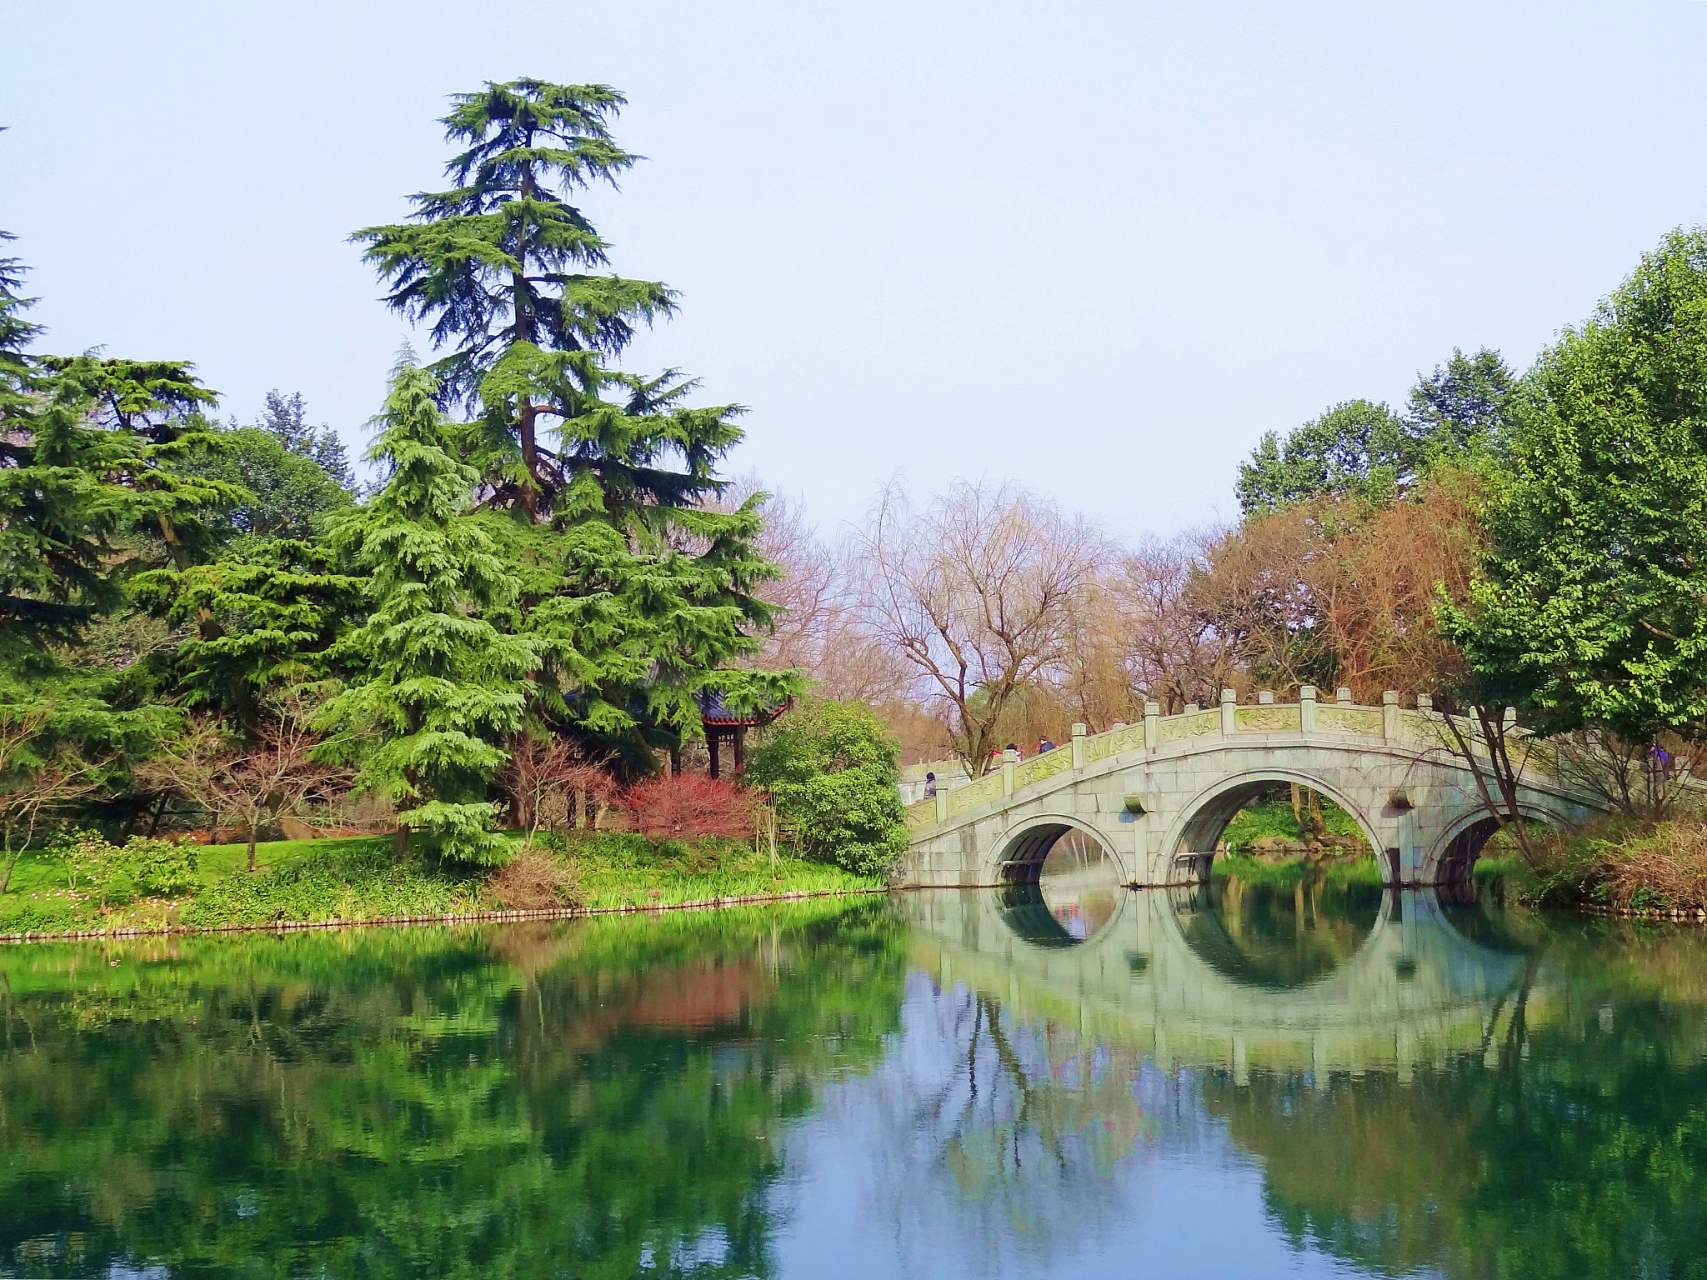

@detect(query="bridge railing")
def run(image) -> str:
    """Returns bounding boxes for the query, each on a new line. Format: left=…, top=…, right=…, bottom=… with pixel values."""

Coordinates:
left=904, top=687, right=1568, bottom=833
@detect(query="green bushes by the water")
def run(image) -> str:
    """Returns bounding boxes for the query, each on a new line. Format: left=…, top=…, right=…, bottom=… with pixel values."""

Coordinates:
left=1523, top=814, right=1707, bottom=913
left=747, top=699, right=909, bottom=876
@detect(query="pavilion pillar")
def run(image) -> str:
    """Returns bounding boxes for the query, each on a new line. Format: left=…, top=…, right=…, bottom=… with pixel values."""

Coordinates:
left=708, top=731, right=722, bottom=780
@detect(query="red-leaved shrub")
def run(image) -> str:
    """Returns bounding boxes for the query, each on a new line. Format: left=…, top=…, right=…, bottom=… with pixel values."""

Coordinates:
left=619, top=773, right=753, bottom=841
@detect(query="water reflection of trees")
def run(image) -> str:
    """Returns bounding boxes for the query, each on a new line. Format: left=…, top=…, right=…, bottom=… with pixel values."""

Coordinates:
left=0, top=902, right=909, bottom=1279
left=830, top=972, right=1228, bottom=1278
left=1199, top=920, right=1707, bottom=1279
left=914, top=885, right=1707, bottom=1280
left=1171, top=875, right=1383, bottom=988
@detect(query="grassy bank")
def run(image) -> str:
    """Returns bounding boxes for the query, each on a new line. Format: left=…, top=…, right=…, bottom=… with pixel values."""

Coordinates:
left=1528, top=815, right=1707, bottom=916
left=0, top=832, right=883, bottom=938
left=1210, top=853, right=1388, bottom=890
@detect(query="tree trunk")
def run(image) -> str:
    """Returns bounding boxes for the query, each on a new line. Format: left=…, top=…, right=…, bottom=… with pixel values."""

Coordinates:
left=395, top=824, right=410, bottom=857
left=517, top=399, right=541, bottom=514
left=1, top=835, right=19, bottom=896
left=247, top=822, right=259, bottom=873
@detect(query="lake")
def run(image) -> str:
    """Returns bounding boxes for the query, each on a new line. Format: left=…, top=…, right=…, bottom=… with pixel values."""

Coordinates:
left=2, top=868, right=1705, bottom=1279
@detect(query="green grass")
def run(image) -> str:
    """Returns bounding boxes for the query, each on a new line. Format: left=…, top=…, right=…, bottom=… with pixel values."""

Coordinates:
left=1220, top=794, right=1367, bottom=855
left=1211, top=852, right=1388, bottom=889
left=0, top=830, right=882, bottom=937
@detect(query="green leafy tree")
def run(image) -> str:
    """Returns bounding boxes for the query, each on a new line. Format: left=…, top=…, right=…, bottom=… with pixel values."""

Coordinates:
left=317, top=360, right=535, bottom=864
left=747, top=699, right=909, bottom=876
left=1406, top=346, right=1516, bottom=458
left=1236, top=399, right=1411, bottom=514
left=1238, top=352, right=1516, bottom=517
left=1443, top=228, right=1707, bottom=743
left=185, top=424, right=352, bottom=543
left=254, top=389, right=353, bottom=488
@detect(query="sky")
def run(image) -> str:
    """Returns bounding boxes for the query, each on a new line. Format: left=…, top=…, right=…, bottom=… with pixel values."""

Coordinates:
left=5, top=1, right=1706, bottom=543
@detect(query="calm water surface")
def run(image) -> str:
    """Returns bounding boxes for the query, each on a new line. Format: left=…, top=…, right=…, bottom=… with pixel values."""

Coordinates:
left=3, top=866, right=1706, bottom=1279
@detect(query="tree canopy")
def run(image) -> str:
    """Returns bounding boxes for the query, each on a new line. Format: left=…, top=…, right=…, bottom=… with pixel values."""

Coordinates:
left=1443, top=229, right=1707, bottom=741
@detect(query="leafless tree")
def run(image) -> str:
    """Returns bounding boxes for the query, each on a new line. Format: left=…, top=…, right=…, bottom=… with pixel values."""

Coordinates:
left=714, top=479, right=911, bottom=704
left=1430, top=701, right=1552, bottom=868
left=851, top=480, right=1108, bottom=774
left=501, top=734, right=617, bottom=843
left=1107, top=533, right=1241, bottom=713
left=1549, top=730, right=1694, bottom=821
left=0, top=710, right=108, bottom=895
left=137, top=693, right=349, bottom=871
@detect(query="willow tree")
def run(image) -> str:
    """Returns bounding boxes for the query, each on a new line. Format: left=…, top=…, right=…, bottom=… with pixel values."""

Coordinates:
left=318, top=361, right=534, bottom=864
left=354, top=81, right=795, bottom=760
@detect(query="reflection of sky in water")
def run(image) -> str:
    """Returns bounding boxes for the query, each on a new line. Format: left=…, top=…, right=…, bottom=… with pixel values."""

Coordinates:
left=772, top=972, right=1353, bottom=1280
left=1036, top=829, right=1123, bottom=944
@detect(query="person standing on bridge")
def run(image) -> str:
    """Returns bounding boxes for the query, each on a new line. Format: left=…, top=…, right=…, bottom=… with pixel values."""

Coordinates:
left=924, top=772, right=937, bottom=799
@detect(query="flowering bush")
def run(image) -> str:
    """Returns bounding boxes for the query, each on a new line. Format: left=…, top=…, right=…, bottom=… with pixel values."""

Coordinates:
left=50, top=830, right=199, bottom=905
left=619, top=773, right=753, bottom=842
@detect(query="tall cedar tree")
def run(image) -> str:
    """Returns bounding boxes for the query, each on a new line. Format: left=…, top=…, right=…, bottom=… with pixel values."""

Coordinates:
left=0, top=240, right=229, bottom=786
left=317, top=361, right=535, bottom=864
left=354, top=81, right=796, bottom=756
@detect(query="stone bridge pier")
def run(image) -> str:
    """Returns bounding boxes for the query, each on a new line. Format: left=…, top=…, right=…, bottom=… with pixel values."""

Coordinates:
left=902, top=690, right=1604, bottom=888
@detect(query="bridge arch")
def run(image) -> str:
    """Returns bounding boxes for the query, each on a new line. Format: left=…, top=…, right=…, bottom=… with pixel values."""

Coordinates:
left=1161, top=768, right=1387, bottom=883
left=991, top=813, right=1130, bottom=884
left=1426, top=801, right=1575, bottom=883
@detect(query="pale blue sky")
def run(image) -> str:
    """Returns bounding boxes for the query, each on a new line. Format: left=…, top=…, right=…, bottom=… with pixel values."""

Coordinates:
left=5, top=1, right=1705, bottom=539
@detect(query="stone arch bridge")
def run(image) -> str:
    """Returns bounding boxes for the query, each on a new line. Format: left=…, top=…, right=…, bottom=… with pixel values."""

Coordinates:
left=902, top=689, right=1606, bottom=888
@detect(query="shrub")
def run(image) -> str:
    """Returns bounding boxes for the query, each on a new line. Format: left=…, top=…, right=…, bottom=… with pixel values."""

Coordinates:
left=746, top=699, right=908, bottom=877
left=126, top=836, right=199, bottom=897
left=483, top=846, right=582, bottom=910
left=1529, top=814, right=1707, bottom=912
left=52, top=830, right=130, bottom=906
left=619, top=773, right=753, bottom=841
left=46, top=831, right=200, bottom=906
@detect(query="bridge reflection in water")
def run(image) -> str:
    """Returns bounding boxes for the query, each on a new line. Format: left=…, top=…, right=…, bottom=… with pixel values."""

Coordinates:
left=905, top=855, right=1533, bottom=1083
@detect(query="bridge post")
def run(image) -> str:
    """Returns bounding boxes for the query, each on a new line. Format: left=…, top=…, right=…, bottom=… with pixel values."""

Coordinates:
left=1383, top=690, right=1400, bottom=739
left=1071, top=722, right=1086, bottom=769
left=935, top=789, right=948, bottom=823
left=1220, top=688, right=1237, bottom=737
left=1300, top=685, right=1316, bottom=734
left=1002, top=747, right=1017, bottom=797
left=1144, top=702, right=1159, bottom=751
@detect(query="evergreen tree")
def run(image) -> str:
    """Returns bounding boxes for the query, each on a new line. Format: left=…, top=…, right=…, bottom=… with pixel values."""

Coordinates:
left=354, top=81, right=799, bottom=759
left=255, top=389, right=354, bottom=489
left=317, top=360, right=535, bottom=864
left=353, top=79, right=677, bottom=514
left=134, top=538, right=361, bottom=731
left=0, top=230, right=41, bottom=417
